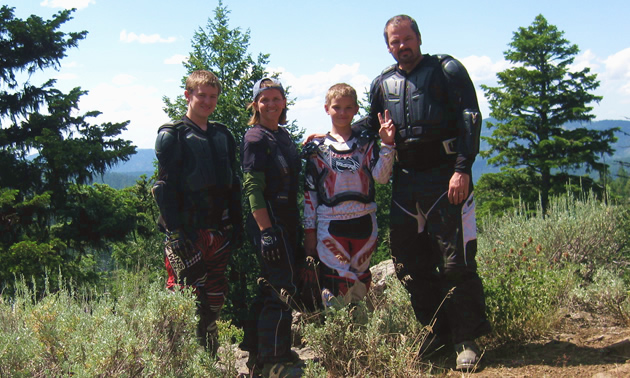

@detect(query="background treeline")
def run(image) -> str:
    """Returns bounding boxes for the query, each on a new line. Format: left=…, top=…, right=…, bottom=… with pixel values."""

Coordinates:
left=1, top=2, right=629, bottom=376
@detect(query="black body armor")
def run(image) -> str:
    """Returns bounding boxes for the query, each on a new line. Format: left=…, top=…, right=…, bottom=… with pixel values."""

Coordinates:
left=153, top=118, right=239, bottom=231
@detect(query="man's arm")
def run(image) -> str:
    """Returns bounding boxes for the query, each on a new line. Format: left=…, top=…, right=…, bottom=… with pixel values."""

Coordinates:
left=442, top=57, right=482, bottom=204
left=442, top=57, right=482, bottom=175
left=152, top=126, right=183, bottom=232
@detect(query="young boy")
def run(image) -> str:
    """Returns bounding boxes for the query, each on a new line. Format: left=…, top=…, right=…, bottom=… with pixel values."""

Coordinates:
left=302, top=83, right=395, bottom=306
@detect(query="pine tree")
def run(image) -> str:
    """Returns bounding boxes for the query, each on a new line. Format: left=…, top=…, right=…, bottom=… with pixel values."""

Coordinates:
left=0, top=6, right=135, bottom=288
left=481, top=14, right=618, bottom=213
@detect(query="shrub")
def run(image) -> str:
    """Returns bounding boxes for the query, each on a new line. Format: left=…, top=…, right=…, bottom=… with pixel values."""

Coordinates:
left=0, top=273, right=238, bottom=377
left=570, top=267, right=630, bottom=326
left=302, top=276, right=446, bottom=377
left=477, top=192, right=630, bottom=343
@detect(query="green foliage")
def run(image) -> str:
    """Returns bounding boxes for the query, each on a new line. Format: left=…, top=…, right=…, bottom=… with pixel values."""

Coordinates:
left=478, top=192, right=630, bottom=343
left=0, top=272, right=242, bottom=377
left=608, top=164, right=630, bottom=204
left=475, top=168, right=605, bottom=219
left=570, top=267, right=630, bottom=326
left=302, top=275, right=442, bottom=377
left=480, top=14, right=617, bottom=213
left=0, top=5, right=135, bottom=290
left=372, top=181, right=392, bottom=265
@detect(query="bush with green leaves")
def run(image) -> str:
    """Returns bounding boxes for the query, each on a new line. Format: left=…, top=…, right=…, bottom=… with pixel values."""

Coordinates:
left=570, top=267, right=630, bottom=326
left=0, top=273, right=241, bottom=377
left=302, top=276, right=446, bottom=377
left=477, top=191, right=630, bottom=343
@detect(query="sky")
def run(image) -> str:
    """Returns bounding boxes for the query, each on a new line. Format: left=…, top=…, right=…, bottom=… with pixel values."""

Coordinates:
left=4, top=0, right=630, bottom=149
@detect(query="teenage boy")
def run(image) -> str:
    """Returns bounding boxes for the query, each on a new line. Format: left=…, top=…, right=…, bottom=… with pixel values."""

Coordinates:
left=152, top=70, right=242, bottom=357
left=302, top=83, right=395, bottom=305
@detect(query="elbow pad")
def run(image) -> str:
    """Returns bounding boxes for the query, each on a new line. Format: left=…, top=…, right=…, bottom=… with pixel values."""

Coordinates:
left=459, top=109, right=482, bottom=156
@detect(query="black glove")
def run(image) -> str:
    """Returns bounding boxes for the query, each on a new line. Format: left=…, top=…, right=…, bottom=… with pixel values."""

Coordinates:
left=166, top=229, right=195, bottom=260
left=260, top=227, right=282, bottom=262
left=300, top=140, right=320, bottom=159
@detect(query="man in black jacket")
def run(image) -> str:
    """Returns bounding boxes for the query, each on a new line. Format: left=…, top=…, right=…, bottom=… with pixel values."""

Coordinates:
left=354, top=14, right=491, bottom=370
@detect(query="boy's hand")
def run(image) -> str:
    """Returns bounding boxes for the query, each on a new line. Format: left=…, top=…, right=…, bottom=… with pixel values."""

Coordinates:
left=378, top=110, right=396, bottom=146
left=304, top=231, right=317, bottom=257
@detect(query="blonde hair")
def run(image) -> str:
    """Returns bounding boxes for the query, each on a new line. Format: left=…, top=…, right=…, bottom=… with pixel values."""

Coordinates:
left=325, top=83, right=358, bottom=106
left=248, top=79, right=288, bottom=125
left=186, top=70, right=222, bottom=95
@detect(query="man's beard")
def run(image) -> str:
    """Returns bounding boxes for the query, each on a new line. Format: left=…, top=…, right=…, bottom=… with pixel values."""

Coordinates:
left=397, top=48, right=419, bottom=64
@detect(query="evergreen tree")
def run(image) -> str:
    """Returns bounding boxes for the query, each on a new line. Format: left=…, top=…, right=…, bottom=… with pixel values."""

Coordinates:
left=481, top=14, right=617, bottom=213
left=0, top=6, right=135, bottom=289
left=162, top=0, right=303, bottom=145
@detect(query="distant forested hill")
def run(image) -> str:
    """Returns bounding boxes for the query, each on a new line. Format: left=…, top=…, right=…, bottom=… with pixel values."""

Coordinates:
left=100, top=119, right=630, bottom=188
left=472, top=118, right=630, bottom=182
left=95, top=149, right=155, bottom=189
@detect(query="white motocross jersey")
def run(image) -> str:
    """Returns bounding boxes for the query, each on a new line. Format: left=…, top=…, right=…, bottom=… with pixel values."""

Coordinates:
left=303, top=132, right=395, bottom=230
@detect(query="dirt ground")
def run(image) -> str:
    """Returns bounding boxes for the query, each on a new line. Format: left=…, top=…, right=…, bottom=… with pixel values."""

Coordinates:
left=232, top=310, right=630, bottom=377
left=453, top=311, right=630, bottom=378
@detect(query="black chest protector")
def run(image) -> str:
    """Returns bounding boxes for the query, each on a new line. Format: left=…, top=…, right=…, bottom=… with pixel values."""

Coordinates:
left=259, top=127, right=300, bottom=205
left=380, top=55, right=454, bottom=143
left=160, top=121, right=233, bottom=193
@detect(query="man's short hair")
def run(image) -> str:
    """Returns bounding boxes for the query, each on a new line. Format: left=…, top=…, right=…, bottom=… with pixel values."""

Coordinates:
left=325, top=83, right=358, bottom=106
left=383, top=14, right=421, bottom=45
left=186, top=70, right=222, bottom=95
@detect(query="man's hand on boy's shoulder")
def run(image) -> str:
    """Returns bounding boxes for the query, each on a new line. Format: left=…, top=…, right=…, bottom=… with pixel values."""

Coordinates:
left=302, top=133, right=326, bottom=146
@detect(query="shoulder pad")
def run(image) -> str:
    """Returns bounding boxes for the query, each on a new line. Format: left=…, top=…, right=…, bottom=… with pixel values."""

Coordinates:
left=436, top=54, right=454, bottom=63
left=439, top=56, right=469, bottom=81
left=381, top=64, right=396, bottom=75
left=157, top=120, right=184, bottom=134
left=209, top=120, right=228, bottom=130
left=155, top=126, right=179, bottom=154
left=243, top=126, right=269, bottom=145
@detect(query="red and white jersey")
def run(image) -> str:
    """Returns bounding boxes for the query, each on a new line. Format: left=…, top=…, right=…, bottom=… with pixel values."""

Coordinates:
left=303, top=131, right=395, bottom=230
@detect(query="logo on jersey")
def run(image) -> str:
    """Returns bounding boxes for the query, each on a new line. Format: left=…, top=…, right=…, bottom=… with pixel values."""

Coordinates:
left=332, top=156, right=360, bottom=172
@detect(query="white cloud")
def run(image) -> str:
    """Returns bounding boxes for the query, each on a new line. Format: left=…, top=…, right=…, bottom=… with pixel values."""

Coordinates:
left=461, top=55, right=510, bottom=82
left=572, top=49, right=600, bottom=73
left=77, top=80, right=172, bottom=149
left=593, top=47, right=630, bottom=118
left=40, top=0, right=95, bottom=9
left=112, top=74, right=136, bottom=86
left=54, top=73, right=78, bottom=81
left=119, top=30, right=176, bottom=44
left=603, top=47, right=630, bottom=81
left=164, top=54, right=188, bottom=65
